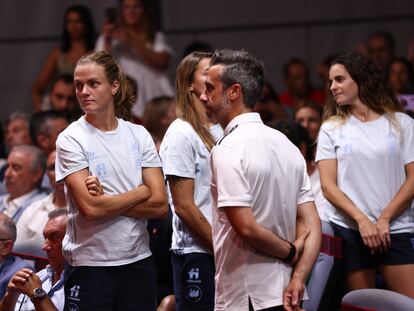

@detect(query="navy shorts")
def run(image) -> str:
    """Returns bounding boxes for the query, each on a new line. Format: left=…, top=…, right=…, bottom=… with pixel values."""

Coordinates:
left=332, top=223, right=414, bottom=271
left=64, top=256, right=157, bottom=311
left=171, top=252, right=215, bottom=311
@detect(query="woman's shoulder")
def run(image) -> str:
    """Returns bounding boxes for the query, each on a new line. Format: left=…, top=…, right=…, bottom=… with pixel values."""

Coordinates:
left=394, top=111, right=414, bottom=124
left=320, top=117, right=346, bottom=131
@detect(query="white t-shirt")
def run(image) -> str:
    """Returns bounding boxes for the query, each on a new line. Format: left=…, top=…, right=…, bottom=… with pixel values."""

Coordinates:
left=95, top=32, right=174, bottom=118
left=14, top=266, right=64, bottom=311
left=15, top=193, right=65, bottom=252
left=309, top=168, right=334, bottom=223
left=159, top=119, right=223, bottom=255
left=316, top=112, right=414, bottom=233
left=56, top=117, right=162, bottom=266
left=210, top=113, right=314, bottom=311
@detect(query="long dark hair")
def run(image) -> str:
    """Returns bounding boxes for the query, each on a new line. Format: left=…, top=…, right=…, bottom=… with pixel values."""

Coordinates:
left=61, top=5, right=96, bottom=53
left=323, top=52, right=402, bottom=123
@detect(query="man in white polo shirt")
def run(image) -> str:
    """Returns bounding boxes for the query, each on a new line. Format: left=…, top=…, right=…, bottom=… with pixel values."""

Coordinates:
left=200, top=49, right=321, bottom=311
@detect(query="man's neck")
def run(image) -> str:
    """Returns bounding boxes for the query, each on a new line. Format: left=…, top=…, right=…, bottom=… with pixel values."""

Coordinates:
left=52, top=266, right=64, bottom=285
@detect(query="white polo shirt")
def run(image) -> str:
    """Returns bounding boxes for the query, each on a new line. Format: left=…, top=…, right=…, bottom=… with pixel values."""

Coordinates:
left=210, top=113, right=314, bottom=311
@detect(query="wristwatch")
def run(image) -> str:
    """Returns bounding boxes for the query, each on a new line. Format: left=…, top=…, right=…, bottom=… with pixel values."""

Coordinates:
left=31, top=287, right=47, bottom=301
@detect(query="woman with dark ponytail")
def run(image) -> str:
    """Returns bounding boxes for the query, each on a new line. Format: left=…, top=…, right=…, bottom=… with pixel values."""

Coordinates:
left=55, top=51, right=167, bottom=310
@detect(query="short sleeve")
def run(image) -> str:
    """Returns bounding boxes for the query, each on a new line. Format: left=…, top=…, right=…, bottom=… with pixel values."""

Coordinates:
left=161, top=131, right=195, bottom=179
left=55, top=133, right=88, bottom=182
left=153, top=32, right=173, bottom=54
left=298, top=160, right=315, bottom=205
left=315, top=124, right=337, bottom=162
left=211, top=145, right=252, bottom=208
left=140, top=127, right=162, bottom=168
left=401, top=114, right=414, bottom=165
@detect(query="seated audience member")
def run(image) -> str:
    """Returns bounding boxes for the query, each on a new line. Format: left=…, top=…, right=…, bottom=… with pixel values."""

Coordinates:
left=0, top=213, right=33, bottom=298
left=253, top=81, right=289, bottom=124
left=293, top=101, right=323, bottom=142
left=0, top=145, right=47, bottom=223
left=0, top=209, right=67, bottom=311
left=15, top=150, right=66, bottom=253
left=387, top=57, right=414, bottom=96
left=0, top=113, right=33, bottom=195
left=47, top=75, right=82, bottom=122
left=279, top=58, right=325, bottom=110
left=30, top=111, right=69, bottom=192
left=142, top=96, right=176, bottom=151
left=30, top=111, right=69, bottom=158
left=3, top=114, right=32, bottom=157
left=367, top=30, right=396, bottom=72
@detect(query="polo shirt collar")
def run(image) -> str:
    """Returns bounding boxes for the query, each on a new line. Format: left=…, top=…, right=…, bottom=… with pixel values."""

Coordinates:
left=224, top=112, right=263, bottom=135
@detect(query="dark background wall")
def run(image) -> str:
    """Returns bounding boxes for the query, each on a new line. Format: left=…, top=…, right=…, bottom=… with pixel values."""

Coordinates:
left=1, top=0, right=413, bottom=120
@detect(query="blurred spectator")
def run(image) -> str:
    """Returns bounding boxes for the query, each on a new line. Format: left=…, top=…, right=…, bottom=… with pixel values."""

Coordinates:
left=96, top=0, right=174, bottom=119
left=142, top=96, right=175, bottom=151
left=30, top=111, right=69, bottom=157
left=367, top=30, right=396, bottom=72
left=387, top=57, right=414, bottom=95
left=15, top=150, right=66, bottom=254
left=47, top=74, right=83, bottom=122
left=0, top=213, right=33, bottom=298
left=30, top=111, right=68, bottom=193
left=3, top=113, right=32, bottom=156
left=32, top=5, right=95, bottom=112
left=293, top=101, right=323, bottom=142
left=279, top=58, right=325, bottom=110
left=253, top=81, right=289, bottom=125
left=0, top=145, right=47, bottom=223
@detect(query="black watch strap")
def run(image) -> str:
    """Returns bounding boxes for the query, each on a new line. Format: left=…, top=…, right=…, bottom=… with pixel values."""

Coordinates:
left=282, top=240, right=296, bottom=263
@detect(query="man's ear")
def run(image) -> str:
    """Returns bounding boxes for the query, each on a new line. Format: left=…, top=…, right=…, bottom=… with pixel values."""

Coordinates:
left=228, top=84, right=242, bottom=101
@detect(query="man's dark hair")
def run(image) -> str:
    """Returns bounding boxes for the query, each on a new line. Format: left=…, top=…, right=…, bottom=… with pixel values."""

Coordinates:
left=30, top=110, right=68, bottom=144
left=210, top=49, right=264, bottom=108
